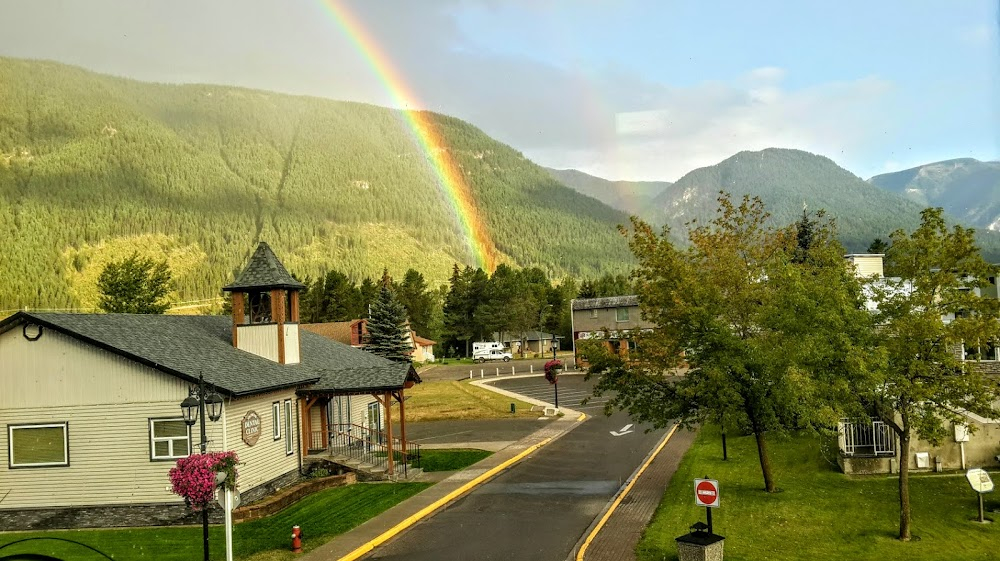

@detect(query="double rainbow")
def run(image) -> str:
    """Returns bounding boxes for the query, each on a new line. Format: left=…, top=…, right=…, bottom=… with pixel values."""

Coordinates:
left=318, top=0, right=498, bottom=272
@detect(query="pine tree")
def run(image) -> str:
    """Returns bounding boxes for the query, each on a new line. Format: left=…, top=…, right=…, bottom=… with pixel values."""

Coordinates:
left=365, top=271, right=413, bottom=363
left=97, top=252, right=173, bottom=314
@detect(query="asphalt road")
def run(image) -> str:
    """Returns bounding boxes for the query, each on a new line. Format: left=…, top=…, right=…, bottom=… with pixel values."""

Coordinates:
left=365, top=376, right=668, bottom=561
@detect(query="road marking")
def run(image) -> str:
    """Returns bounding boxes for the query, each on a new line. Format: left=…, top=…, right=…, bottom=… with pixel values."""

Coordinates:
left=576, top=424, right=678, bottom=561
left=609, top=424, right=634, bottom=437
left=337, top=437, right=554, bottom=561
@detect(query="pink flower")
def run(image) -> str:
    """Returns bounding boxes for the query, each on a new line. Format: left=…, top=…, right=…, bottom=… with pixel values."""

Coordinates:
left=169, top=451, right=240, bottom=510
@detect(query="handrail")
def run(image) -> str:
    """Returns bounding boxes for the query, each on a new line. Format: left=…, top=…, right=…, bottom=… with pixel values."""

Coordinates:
left=310, top=424, right=421, bottom=479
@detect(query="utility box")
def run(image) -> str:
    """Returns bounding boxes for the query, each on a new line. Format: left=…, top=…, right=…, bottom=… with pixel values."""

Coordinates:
left=676, top=528, right=724, bottom=561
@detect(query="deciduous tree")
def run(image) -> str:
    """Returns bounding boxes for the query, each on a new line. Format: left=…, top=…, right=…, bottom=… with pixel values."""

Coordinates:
left=864, top=207, right=1000, bottom=540
left=97, top=252, right=173, bottom=314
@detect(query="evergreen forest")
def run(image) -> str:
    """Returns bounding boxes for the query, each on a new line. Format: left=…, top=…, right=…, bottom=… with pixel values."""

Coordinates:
left=0, top=58, right=635, bottom=312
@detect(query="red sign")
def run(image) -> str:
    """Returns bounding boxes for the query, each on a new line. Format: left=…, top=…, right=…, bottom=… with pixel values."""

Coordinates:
left=694, top=478, right=720, bottom=508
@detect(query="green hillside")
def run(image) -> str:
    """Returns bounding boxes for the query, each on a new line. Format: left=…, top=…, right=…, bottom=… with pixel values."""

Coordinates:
left=868, top=158, right=1000, bottom=232
left=0, top=58, right=635, bottom=311
left=543, top=167, right=671, bottom=218
left=650, top=148, right=1000, bottom=257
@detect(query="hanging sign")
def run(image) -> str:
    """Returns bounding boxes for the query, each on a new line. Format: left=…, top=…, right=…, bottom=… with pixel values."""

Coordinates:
left=242, top=411, right=261, bottom=446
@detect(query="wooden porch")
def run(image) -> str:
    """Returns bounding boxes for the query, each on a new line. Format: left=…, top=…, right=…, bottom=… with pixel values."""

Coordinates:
left=299, top=389, right=420, bottom=479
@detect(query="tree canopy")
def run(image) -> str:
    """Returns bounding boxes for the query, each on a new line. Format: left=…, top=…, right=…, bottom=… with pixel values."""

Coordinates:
left=365, top=271, right=413, bottom=363
left=588, top=193, right=872, bottom=493
left=96, top=252, right=173, bottom=314
left=863, top=207, right=1000, bottom=540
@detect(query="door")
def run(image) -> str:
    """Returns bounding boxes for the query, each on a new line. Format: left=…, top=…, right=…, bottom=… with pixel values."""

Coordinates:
left=367, top=401, right=383, bottom=444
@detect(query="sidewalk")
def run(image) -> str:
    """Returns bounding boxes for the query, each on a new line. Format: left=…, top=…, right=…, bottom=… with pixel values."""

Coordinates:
left=300, top=413, right=586, bottom=561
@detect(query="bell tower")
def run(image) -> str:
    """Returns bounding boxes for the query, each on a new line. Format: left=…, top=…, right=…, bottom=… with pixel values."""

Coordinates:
left=223, top=242, right=305, bottom=364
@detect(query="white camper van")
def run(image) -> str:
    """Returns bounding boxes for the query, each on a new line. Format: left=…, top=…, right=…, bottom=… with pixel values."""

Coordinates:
left=472, top=341, right=512, bottom=363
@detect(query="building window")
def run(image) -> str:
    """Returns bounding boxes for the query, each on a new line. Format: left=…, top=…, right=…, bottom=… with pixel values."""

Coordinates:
left=9, top=423, right=69, bottom=468
left=273, top=402, right=281, bottom=440
left=590, top=309, right=598, bottom=319
left=246, top=292, right=273, bottom=324
left=965, top=341, right=999, bottom=362
left=616, top=307, right=629, bottom=322
left=149, top=419, right=191, bottom=461
left=284, top=400, right=293, bottom=455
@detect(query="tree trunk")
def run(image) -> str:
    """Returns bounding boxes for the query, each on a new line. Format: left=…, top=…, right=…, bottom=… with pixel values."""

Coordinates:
left=754, top=430, right=777, bottom=493
left=897, top=423, right=912, bottom=541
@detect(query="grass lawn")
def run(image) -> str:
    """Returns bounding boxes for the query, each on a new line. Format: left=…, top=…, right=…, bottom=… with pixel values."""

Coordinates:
left=419, top=448, right=492, bottom=472
left=0, top=482, right=430, bottom=561
left=402, top=380, right=538, bottom=421
left=638, top=426, right=1000, bottom=561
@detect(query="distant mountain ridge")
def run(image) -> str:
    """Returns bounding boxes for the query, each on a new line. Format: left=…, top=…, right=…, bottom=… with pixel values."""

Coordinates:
left=543, top=167, right=671, bottom=218
left=868, top=158, right=1000, bottom=231
left=646, top=148, right=1000, bottom=257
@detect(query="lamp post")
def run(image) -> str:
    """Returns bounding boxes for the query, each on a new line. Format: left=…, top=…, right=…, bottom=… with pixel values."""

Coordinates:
left=181, top=373, right=224, bottom=561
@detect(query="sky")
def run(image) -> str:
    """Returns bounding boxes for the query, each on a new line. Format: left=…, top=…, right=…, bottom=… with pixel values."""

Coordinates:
left=0, top=0, right=997, bottom=181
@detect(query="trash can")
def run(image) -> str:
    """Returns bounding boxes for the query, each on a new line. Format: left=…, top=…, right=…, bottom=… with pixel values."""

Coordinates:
left=676, top=522, right=724, bottom=561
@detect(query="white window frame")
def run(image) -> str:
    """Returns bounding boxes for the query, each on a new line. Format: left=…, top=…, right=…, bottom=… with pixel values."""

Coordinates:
left=589, top=309, right=598, bottom=319
left=149, top=418, right=191, bottom=461
left=272, top=402, right=281, bottom=440
left=8, top=422, right=69, bottom=468
left=616, top=307, right=630, bottom=322
left=284, top=399, right=293, bottom=456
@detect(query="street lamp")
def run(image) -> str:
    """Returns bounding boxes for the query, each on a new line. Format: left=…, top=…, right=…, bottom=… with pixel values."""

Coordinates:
left=181, top=373, right=224, bottom=561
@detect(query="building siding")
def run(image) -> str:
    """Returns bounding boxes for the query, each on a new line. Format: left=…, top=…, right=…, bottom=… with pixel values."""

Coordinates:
left=222, top=390, right=300, bottom=495
left=236, top=324, right=279, bottom=362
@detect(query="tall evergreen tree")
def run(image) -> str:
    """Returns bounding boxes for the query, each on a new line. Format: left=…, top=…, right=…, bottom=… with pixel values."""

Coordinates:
left=365, top=271, right=413, bottom=363
left=397, top=269, right=434, bottom=337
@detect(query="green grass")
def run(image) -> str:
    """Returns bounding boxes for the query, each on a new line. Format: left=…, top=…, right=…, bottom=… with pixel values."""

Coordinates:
left=638, top=427, right=1000, bottom=561
left=403, top=380, right=538, bottom=421
left=419, top=449, right=492, bottom=472
left=0, top=482, right=430, bottom=561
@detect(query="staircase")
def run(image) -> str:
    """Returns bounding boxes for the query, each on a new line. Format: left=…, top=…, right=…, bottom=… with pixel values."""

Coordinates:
left=309, top=424, right=422, bottom=481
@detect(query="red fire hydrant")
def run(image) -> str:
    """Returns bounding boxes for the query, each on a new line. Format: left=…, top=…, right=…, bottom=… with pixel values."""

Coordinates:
left=292, top=525, right=303, bottom=554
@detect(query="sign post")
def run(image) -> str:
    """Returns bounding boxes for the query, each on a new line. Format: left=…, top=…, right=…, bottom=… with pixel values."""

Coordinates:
left=694, top=476, right=720, bottom=534
left=966, top=468, right=994, bottom=523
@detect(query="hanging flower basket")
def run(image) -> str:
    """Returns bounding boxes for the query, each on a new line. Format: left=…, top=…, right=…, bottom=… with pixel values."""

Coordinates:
left=169, top=451, right=240, bottom=510
left=544, top=359, right=563, bottom=384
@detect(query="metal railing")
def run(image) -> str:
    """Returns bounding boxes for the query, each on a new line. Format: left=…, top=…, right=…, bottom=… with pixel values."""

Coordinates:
left=839, top=419, right=895, bottom=457
left=310, top=423, right=421, bottom=479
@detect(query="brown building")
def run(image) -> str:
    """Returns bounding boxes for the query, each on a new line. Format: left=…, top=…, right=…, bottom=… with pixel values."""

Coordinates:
left=571, top=295, right=655, bottom=367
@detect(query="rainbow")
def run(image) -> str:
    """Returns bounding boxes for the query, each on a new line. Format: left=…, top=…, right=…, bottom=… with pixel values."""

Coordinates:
left=317, top=0, right=498, bottom=272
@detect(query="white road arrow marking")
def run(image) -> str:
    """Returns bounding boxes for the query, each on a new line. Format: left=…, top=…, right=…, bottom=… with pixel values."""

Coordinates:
left=610, top=424, right=634, bottom=437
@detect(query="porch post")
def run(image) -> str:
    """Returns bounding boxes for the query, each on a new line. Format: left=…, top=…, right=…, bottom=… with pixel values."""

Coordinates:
left=397, top=390, right=407, bottom=457
left=300, top=397, right=311, bottom=457
left=384, top=391, right=394, bottom=476
left=320, top=398, right=330, bottom=449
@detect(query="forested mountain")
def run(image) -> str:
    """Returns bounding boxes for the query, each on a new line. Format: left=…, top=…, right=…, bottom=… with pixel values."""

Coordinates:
left=650, top=148, right=1000, bottom=257
left=543, top=167, right=671, bottom=218
left=868, top=158, right=1000, bottom=232
left=0, top=58, right=635, bottom=312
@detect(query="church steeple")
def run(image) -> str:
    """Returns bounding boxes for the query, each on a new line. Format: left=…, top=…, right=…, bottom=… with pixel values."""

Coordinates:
left=223, top=242, right=305, bottom=364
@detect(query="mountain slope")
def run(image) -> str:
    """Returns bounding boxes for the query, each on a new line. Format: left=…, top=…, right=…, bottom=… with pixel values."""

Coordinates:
left=543, top=167, right=671, bottom=218
left=0, top=58, right=634, bottom=311
left=650, top=148, right=1000, bottom=256
left=868, top=159, right=1000, bottom=231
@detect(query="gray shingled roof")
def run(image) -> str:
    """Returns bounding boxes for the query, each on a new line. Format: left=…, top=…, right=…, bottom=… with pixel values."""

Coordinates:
left=572, top=295, right=639, bottom=311
left=0, top=312, right=416, bottom=397
left=223, top=242, right=306, bottom=291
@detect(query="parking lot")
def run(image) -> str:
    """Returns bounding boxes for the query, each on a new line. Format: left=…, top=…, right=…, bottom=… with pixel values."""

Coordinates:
left=489, top=373, right=612, bottom=414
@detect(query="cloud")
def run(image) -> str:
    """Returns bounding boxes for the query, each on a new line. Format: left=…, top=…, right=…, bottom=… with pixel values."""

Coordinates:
left=0, top=0, right=899, bottom=182
left=959, top=23, right=997, bottom=47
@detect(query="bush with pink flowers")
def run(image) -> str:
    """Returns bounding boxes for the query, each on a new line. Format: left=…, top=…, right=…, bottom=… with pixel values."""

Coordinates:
left=169, top=451, right=239, bottom=509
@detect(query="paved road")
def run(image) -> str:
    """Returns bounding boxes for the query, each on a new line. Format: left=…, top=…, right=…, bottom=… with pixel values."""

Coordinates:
left=364, top=376, right=668, bottom=561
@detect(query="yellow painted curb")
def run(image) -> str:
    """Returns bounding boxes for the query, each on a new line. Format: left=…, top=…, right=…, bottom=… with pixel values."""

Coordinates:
left=576, top=424, right=678, bottom=561
left=337, top=437, right=554, bottom=561
left=577, top=413, right=587, bottom=422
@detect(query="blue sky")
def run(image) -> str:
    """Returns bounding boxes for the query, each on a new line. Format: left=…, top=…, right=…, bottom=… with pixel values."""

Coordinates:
left=0, top=0, right=997, bottom=181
